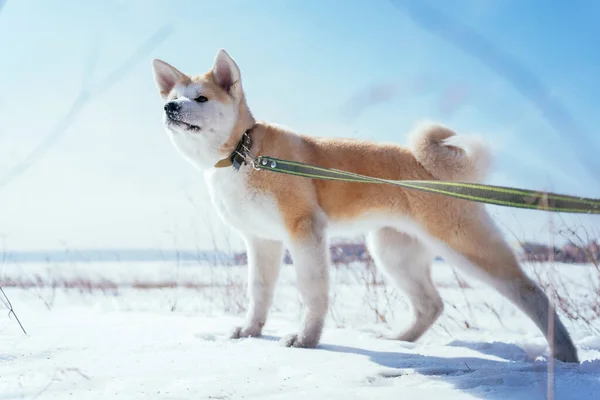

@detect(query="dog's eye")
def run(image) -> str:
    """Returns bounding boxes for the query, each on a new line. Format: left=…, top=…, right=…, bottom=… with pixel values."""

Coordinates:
left=195, top=95, right=208, bottom=103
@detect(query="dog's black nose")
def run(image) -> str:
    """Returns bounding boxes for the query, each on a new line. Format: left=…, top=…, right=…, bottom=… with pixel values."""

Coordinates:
left=164, top=102, right=180, bottom=113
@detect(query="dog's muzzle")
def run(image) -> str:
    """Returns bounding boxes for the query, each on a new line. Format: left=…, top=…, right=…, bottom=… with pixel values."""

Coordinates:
left=164, top=102, right=200, bottom=131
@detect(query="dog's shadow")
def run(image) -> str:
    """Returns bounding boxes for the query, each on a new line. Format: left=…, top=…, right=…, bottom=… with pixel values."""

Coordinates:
left=255, top=334, right=599, bottom=400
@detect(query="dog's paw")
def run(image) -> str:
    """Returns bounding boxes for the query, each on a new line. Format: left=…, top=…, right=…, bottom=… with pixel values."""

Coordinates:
left=378, top=332, right=406, bottom=341
left=553, top=345, right=580, bottom=364
left=374, top=331, right=420, bottom=349
left=279, top=333, right=318, bottom=348
left=230, top=326, right=261, bottom=340
left=376, top=330, right=418, bottom=342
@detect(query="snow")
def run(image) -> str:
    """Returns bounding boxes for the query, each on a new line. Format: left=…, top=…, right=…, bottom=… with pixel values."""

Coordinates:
left=1, top=259, right=600, bottom=399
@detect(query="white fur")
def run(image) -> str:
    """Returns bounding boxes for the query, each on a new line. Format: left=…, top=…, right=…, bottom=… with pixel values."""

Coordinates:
left=366, top=228, right=442, bottom=342
left=165, top=81, right=238, bottom=170
left=173, top=82, right=203, bottom=100
left=167, top=98, right=237, bottom=171
left=203, top=167, right=288, bottom=240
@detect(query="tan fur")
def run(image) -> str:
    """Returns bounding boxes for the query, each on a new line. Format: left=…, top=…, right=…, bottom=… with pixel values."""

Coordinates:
left=151, top=49, right=579, bottom=363
left=408, top=121, right=491, bottom=183
left=245, top=125, right=486, bottom=245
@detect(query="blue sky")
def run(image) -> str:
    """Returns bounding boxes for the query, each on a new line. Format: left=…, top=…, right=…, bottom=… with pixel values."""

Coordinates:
left=0, top=0, right=598, bottom=252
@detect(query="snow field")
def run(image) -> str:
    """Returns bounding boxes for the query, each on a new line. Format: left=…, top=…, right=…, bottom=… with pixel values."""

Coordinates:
left=1, top=259, right=600, bottom=399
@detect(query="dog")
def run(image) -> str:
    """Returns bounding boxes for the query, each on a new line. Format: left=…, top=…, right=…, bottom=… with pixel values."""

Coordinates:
left=151, top=48, right=579, bottom=363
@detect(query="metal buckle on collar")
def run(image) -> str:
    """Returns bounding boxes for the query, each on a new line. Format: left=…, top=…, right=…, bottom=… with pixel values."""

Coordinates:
left=251, top=156, right=263, bottom=170
left=231, top=131, right=253, bottom=171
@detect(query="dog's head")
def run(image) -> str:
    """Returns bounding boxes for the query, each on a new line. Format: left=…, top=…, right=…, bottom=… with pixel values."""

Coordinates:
left=151, top=49, right=254, bottom=170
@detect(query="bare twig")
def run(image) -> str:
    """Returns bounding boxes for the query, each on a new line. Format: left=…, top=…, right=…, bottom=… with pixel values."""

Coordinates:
left=0, top=236, right=26, bottom=334
left=546, top=209, right=556, bottom=400
left=0, top=286, right=26, bottom=334
left=450, top=267, right=475, bottom=328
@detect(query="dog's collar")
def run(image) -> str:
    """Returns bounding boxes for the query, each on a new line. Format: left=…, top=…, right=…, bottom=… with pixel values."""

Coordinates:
left=214, top=130, right=253, bottom=171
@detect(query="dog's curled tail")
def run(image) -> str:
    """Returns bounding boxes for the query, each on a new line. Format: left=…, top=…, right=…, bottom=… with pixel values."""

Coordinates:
left=408, top=121, right=492, bottom=183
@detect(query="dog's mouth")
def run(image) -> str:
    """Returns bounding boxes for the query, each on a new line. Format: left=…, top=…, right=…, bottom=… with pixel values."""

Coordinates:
left=167, top=116, right=201, bottom=132
left=178, top=121, right=201, bottom=132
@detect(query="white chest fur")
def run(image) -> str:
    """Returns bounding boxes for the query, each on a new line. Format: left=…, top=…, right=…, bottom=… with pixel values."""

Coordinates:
left=203, top=167, right=288, bottom=241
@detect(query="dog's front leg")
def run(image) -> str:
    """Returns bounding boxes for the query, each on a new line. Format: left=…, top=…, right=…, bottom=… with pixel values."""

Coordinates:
left=280, top=217, right=329, bottom=348
left=231, top=236, right=283, bottom=339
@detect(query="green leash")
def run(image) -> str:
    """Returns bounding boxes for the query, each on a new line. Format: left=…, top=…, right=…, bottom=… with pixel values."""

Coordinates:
left=252, top=156, right=600, bottom=215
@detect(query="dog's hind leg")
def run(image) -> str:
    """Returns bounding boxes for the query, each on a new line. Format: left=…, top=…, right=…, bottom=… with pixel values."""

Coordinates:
left=425, top=208, right=579, bottom=363
left=366, top=227, right=443, bottom=342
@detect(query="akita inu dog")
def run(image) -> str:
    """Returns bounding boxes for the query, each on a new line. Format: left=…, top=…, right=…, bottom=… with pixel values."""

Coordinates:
left=151, top=49, right=578, bottom=363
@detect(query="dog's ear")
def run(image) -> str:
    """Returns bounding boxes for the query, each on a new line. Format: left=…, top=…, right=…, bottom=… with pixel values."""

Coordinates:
left=211, top=49, right=242, bottom=97
left=152, top=59, right=185, bottom=100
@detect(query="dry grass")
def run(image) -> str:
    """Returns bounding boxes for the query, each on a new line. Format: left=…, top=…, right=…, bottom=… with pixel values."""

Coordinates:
left=2, top=221, right=599, bottom=340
